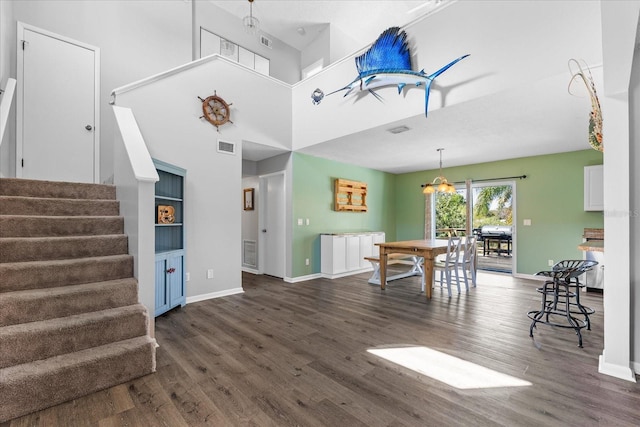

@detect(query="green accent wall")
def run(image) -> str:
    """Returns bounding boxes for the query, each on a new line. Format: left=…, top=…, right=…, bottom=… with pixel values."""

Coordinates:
left=394, top=149, right=604, bottom=274
left=292, top=153, right=397, bottom=277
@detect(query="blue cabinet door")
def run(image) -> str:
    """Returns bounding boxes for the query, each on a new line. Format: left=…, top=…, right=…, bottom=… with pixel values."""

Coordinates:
left=155, top=258, right=169, bottom=316
left=155, top=251, right=185, bottom=316
left=167, top=254, right=186, bottom=309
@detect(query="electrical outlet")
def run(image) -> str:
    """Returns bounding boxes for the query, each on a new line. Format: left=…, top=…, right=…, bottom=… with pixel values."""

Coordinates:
left=305, top=258, right=310, bottom=266
left=306, top=218, right=310, bottom=226
left=523, top=219, right=531, bottom=226
left=297, top=218, right=303, bottom=226
left=548, top=260, right=554, bottom=267
left=186, top=272, right=190, bottom=281
left=207, top=269, right=214, bottom=279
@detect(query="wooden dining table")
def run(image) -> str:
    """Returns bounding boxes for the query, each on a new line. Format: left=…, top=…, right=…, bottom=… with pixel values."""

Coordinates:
left=376, top=239, right=451, bottom=299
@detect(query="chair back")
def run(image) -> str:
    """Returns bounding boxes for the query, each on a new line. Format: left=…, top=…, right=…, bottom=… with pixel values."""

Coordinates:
left=444, top=236, right=462, bottom=266
left=462, top=236, right=477, bottom=263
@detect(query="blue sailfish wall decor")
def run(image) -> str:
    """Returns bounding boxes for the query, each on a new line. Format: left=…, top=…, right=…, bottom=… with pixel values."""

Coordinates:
left=311, top=27, right=469, bottom=117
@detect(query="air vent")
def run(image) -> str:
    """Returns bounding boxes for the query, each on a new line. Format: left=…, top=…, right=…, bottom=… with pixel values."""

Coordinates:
left=217, top=140, right=236, bottom=155
left=387, top=125, right=410, bottom=134
left=260, top=35, right=273, bottom=49
left=243, top=239, right=257, bottom=268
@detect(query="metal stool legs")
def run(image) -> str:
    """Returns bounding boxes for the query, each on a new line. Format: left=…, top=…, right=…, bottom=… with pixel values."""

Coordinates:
left=528, top=270, right=588, bottom=347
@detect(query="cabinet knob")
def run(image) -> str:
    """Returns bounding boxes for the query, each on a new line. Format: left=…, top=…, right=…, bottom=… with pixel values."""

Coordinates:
left=166, top=267, right=176, bottom=274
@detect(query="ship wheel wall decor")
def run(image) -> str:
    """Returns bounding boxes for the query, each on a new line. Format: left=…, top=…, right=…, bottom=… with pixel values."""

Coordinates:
left=198, top=91, right=233, bottom=131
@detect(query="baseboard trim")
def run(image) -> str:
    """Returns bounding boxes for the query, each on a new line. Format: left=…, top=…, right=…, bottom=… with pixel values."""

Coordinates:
left=284, top=273, right=322, bottom=283
left=599, top=352, right=637, bottom=382
left=186, top=287, right=244, bottom=304
left=242, top=267, right=259, bottom=274
left=512, top=272, right=545, bottom=281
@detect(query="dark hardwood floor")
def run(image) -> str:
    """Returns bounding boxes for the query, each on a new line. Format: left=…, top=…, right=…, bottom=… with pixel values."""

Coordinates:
left=5, top=269, right=640, bottom=426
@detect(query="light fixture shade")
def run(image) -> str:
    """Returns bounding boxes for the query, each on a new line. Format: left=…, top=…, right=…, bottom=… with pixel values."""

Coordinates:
left=437, top=182, right=450, bottom=193
left=243, top=15, right=260, bottom=34
left=423, top=184, right=435, bottom=194
left=446, top=184, right=457, bottom=194
left=243, top=0, right=260, bottom=35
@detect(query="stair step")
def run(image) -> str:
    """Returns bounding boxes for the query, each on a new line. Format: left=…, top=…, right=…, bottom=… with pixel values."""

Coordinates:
left=0, top=278, right=139, bottom=327
left=0, top=178, right=116, bottom=200
left=0, top=215, right=124, bottom=237
left=0, top=254, right=133, bottom=293
left=0, top=234, right=128, bottom=263
left=0, top=304, right=149, bottom=368
left=0, top=335, right=156, bottom=423
left=0, top=196, right=119, bottom=216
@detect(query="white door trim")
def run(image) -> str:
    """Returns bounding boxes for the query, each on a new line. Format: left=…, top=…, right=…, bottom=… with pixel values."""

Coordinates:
left=16, top=22, right=100, bottom=182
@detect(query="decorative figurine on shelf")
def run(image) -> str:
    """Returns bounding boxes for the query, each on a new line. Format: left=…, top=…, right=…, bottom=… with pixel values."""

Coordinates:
left=568, top=59, right=603, bottom=152
left=311, top=26, right=469, bottom=117
left=198, top=90, right=233, bottom=131
left=157, top=205, right=175, bottom=224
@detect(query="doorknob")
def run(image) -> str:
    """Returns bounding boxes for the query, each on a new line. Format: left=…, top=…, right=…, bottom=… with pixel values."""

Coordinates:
left=262, top=229, right=267, bottom=233
left=85, top=125, right=93, bottom=131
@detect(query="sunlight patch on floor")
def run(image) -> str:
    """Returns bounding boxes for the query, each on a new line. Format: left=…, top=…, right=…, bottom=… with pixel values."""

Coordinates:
left=367, top=346, right=532, bottom=389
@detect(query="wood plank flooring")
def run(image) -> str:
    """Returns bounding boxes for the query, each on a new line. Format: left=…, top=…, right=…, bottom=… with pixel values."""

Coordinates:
left=5, top=269, right=640, bottom=426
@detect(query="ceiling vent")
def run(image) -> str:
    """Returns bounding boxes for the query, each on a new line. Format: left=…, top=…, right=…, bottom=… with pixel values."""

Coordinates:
left=217, top=140, right=236, bottom=155
left=387, top=125, right=410, bottom=134
left=260, top=35, right=273, bottom=49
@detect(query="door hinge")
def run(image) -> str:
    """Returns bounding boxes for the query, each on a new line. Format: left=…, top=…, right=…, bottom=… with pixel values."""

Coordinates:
left=21, top=159, right=24, bottom=168
left=21, top=40, right=28, bottom=50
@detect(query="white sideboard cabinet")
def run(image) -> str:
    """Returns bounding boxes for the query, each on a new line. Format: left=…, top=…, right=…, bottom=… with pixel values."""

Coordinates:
left=321, top=232, right=385, bottom=279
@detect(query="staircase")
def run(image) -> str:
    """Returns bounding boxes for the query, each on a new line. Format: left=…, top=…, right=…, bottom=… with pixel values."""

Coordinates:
left=0, top=178, right=156, bottom=422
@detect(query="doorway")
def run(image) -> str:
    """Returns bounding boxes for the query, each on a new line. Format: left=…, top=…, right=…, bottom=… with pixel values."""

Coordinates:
left=432, top=180, right=515, bottom=274
left=16, top=23, right=99, bottom=183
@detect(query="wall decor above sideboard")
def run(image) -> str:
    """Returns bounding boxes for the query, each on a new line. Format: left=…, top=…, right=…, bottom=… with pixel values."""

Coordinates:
left=334, top=178, right=368, bottom=212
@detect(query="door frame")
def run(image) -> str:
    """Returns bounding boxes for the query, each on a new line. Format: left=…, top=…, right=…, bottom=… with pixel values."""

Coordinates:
left=257, top=170, right=286, bottom=278
left=16, top=22, right=100, bottom=182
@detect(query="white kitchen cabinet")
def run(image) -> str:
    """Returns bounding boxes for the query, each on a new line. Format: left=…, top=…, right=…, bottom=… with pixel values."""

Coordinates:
left=584, top=165, right=603, bottom=211
left=321, top=232, right=385, bottom=279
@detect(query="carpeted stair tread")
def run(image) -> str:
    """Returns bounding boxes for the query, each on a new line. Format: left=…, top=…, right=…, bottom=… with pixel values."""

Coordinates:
left=0, top=178, right=116, bottom=200
left=0, top=215, right=124, bottom=237
left=0, top=234, right=128, bottom=263
left=0, top=304, right=149, bottom=368
left=0, top=278, right=138, bottom=327
left=0, top=196, right=119, bottom=216
left=0, top=335, right=156, bottom=423
left=0, top=254, right=133, bottom=293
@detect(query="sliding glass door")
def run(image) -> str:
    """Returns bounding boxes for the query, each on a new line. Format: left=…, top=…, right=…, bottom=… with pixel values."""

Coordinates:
left=432, top=180, right=515, bottom=274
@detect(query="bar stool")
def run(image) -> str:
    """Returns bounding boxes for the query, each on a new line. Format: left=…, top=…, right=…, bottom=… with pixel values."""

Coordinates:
left=552, top=260, right=598, bottom=330
left=528, top=269, right=588, bottom=347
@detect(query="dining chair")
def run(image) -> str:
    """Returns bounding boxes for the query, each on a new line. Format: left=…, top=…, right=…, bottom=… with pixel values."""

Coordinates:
left=433, top=236, right=462, bottom=297
left=457, top=235, right=477, bottom=290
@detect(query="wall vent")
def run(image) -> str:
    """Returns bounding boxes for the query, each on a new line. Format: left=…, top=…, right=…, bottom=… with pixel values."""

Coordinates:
left=243, top=239, right=257, bottom=268
left=260, top=35, right=273, bottom=49
left=217, top=140, right=236, bottom=155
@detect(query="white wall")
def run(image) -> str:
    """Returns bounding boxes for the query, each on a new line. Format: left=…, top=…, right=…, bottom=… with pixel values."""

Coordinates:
left=241, top=175, right=259, bottom=269
left=0, top=0, right=15, bottom=177
left=329, top=24, right=360, bottom=65
left=291, top=0, right=602, bottom=152
left=632, top=45, right=640, bottom=373
left=5, top=0, right=193, bottom=182
left=301, top=25, right=329, bottom=72
left=194, top=1, right=301, bottom=85
left=113, top=56, right=292, bottom=299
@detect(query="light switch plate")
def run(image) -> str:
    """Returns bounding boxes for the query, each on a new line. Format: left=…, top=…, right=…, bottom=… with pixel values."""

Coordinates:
left=523, top=219, right=531, bottom=226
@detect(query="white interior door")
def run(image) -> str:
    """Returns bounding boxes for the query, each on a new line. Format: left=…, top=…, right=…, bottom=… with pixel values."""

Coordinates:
left=259, top=172, right=285, bottom=278
left=17, top=23, right=99, bottom=183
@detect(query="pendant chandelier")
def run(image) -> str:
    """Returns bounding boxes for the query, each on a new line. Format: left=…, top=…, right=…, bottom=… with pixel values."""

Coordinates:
left=243, top=0, right=260, bottom=35
left=423, top=148, right=456, bottom=194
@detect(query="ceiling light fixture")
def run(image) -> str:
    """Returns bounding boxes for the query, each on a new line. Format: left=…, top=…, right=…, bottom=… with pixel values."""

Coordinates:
left=243, top=0, right=260, bottom=36
left=422, top=148, right=456, bottom=194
